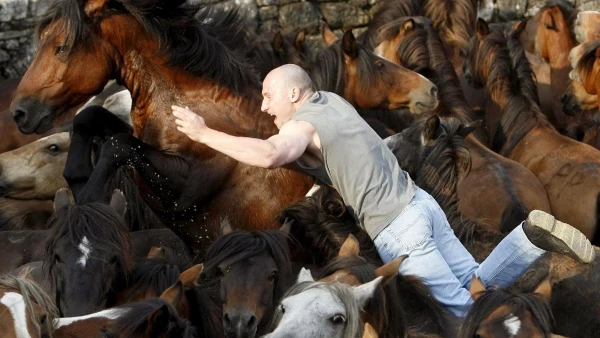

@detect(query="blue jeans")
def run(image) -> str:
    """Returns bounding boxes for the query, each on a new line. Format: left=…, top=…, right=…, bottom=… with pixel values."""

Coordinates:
left=373, top=188, right=545, bottom=317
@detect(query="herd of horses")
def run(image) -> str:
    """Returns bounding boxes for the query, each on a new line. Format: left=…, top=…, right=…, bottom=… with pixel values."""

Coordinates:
left=0, top=0, right=599, bottom=336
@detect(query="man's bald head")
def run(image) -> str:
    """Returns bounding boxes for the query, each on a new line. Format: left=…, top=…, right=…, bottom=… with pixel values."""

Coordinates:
left=261, top=64, right=315, bottom=129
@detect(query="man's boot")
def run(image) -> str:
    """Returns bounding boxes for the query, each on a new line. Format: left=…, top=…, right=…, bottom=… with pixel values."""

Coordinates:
left=524, top=210, right=595, bottom=263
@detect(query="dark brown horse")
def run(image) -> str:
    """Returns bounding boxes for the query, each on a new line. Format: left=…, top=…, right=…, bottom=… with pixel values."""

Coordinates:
left=464, top=19, right=600, bottom=242
left=199, top=225, right=293, bottom=338
left=374, top=17, right=551, bottom=234
left=563, top=110, right=600, bottom=150
left=309, top=29, right=439, bottom=113
left=461, top=278, right=554, bottom=338
left=11, top=0, right=315, bottom=255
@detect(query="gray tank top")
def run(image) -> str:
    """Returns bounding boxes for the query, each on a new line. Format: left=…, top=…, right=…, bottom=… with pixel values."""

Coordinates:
left=292, top=91, right=416, bottom=238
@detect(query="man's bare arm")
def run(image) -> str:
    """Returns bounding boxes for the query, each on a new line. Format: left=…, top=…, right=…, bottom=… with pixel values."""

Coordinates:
left=172, top=105, right=313, bottom=169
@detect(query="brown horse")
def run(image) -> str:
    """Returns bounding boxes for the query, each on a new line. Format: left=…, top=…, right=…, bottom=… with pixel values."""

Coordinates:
left=11, top=0, right=316, bottom=255
left=0, top=198, right=54, bottom=231
left=574, top=11, right=600, bottom=43
left=464, top=19, right=600, bottom=242
left=461, top=278, right=554, bottom=338
left=374, top=17, right=551, bottom=234
left=0, top=132, right=69, bottom=200
left=520, top=0, right=578, bottom=129
left=309, top=29, right=438, bottom=113
left=563, top=110, right=600, bottom=150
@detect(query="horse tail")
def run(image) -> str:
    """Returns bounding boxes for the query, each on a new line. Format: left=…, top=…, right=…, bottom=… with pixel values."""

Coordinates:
left=499, top=197, right=528, bottom=234
left=593, top=193, right=600, bottom=246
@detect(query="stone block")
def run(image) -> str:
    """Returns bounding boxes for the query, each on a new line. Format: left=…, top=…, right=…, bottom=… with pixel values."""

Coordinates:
left=0, top=0, right=28, bottom=22
left=258, top=5, right=278, bottom=20
left=279, top=2, right=321, bottom=34
left=256, top=0, right=277, bottom=6
left=320, top=3, right=369, bottom=29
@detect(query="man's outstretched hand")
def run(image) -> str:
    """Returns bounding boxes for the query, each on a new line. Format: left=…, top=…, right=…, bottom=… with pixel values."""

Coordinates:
left=172, top=105, right=208, bottom=143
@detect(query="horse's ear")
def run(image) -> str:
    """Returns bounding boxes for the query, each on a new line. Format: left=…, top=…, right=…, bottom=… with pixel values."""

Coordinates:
left=297, top=267, right=315, bottom=283
left=322, top=21, right=339, bottom=46
left=533, top=278, right=552, bottom=302
left=160, top=280, right=184, bottom=308
left=470, top=276, right=487, bottom=301
left=179, top=264, right=203, bottom=287
left=83, top=0, right=108, bottom=18
left=513, top=20, right=527, bottom=35
left=476, top=18, right=490, bottom=39
left=148, top=304, right=171, bottom=335
left=220, top=216, right=233, bottom=236
left=342, top=30, right=358, bottom=59
left=540, top=8, right=557, bottom=30
left=457, top=120, right=483, bottom=138
left=54, top=188, right=74, bottom=212
left=401, top=19, right=415, bottom=34
left=338, top=234, right=360, bottom=257
left=422, top=115, right=441, bottom=144
left=279, top=218, right=294, bottom=234
left=374, top=255, right=405, bottom=286
left=273, top=31, right=285, bottom=56
left=109, top=189, right=127, bottom=218
left=352, top=276, right=382, bottom=309
left=294, top=30, right=306, bottom=52
left=147, top=246, right=165, bottom=259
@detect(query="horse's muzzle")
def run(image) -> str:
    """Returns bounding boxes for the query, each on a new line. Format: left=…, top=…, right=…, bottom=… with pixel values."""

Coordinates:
left=10, top=98, right=54, bottom=134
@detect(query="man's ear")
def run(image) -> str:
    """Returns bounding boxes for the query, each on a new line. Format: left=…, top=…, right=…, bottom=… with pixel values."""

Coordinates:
left=290, top=87, right=300, bottom=103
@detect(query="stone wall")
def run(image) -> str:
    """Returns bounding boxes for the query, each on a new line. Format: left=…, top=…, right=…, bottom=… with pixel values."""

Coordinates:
left=1, top=0, right=599, bottom=80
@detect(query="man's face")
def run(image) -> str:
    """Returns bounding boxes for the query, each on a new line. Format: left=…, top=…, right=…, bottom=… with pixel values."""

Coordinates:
left=261, top=73, right=294, bottom=129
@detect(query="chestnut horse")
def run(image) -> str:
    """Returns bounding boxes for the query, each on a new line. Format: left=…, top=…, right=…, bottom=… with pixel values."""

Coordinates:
left=10, top=1, right=316, bottom=255
left=520, top=0, right=578, bottom=129
left=573, top=39, right=600, bottom=103
left=374, top=17, right=551, bottom=234
left=464, top=19, right=600, bottom=242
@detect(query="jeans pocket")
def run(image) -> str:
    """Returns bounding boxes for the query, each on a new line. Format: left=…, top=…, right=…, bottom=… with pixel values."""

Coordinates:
left=391, top=214, right=432, bottom=252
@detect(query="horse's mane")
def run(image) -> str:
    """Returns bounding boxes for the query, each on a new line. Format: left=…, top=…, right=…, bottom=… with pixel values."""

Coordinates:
left=577, top=39, right=600, bottom=83
left=37, top=0, right=260, bottom=95
left=459, top=286, right=554, bottom=338
left=43, top=202, right=132, bottom=287
left=540, top=0, right=578, bottom=43
left=468, top=23, right=554, bottom=155
left=269, top=281, right=363, bottom=338
left=359, top=0, right=421, bottom=48
left=201, top=229, right=292, bottom=299
left=126, top=247, right=193, bottom=302
left=424, top=0, right=477, bottom=52
left=0, top=274, right=58, bottom=338
left=310, top=41, right=380, bottom=97
left=278, top=185, right=381, bottom=266
left=113, top=298, right=197, bottom=338
left=397, top=117, right=503, bottom=261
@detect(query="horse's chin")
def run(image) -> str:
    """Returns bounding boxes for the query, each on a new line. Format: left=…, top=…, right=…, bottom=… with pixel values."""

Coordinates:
left=410, top=99, right=439, bottom=115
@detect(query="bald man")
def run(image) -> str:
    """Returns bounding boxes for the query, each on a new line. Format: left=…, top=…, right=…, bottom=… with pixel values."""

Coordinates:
left=172, top=64, right=594, bottom=317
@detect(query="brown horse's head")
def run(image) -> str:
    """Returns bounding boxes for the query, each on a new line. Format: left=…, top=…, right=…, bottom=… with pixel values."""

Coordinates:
left=561, top=80, right=598, bottom=115
left=573, top=40, right=600, bottom=97
left=563, top=111, right=600, bottom=150
left=533, top=1, right=577, bottom=66
left=460, top=278, right=554, bottom=338
left=201, top=227, right=292, bottom=338
left=10, top=0, right=117, bottom=134
left=574, top=11, right=600, bottom=43
left=310, top=29, right=438, bottom=114
left=271, top=30, right=311, bottom=68
left=0, top=132, right=69, bottom=200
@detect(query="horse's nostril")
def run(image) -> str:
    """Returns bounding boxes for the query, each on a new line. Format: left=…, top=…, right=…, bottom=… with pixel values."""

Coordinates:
left=430, top=85, right=438, bottom=98
left=12, top=108, right=26, bottom=124
left=560, top=94, right=568, bottom=104
left=246, top=314, right=257, bottom=328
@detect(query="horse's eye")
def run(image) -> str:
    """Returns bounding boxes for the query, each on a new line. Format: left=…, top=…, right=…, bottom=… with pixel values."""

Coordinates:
left=280, top=305, right=285, bottom=314
left=268, top=271, right=278, bottom=282
left=55, top=46, right=66, bottom=55
left=109, top=257, right=118, bottom=265
left=54, top=255, right=62, bottom=264
left=330, top=314, right=346, bottom=324
left=375, top=60, right=384, bottom=69
left=46, top=144, right=60, bottom=154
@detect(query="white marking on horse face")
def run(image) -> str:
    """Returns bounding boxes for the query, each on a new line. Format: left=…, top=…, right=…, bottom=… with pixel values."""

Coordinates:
left=1, top=292, right=32, bottom=338
left=504, top=314, right=521, bottom=336
left=305, top=184, right=321, bottom=197
left=76, top=237, right=92, bottom=268
left=54, top=308, right=129, bottom=328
